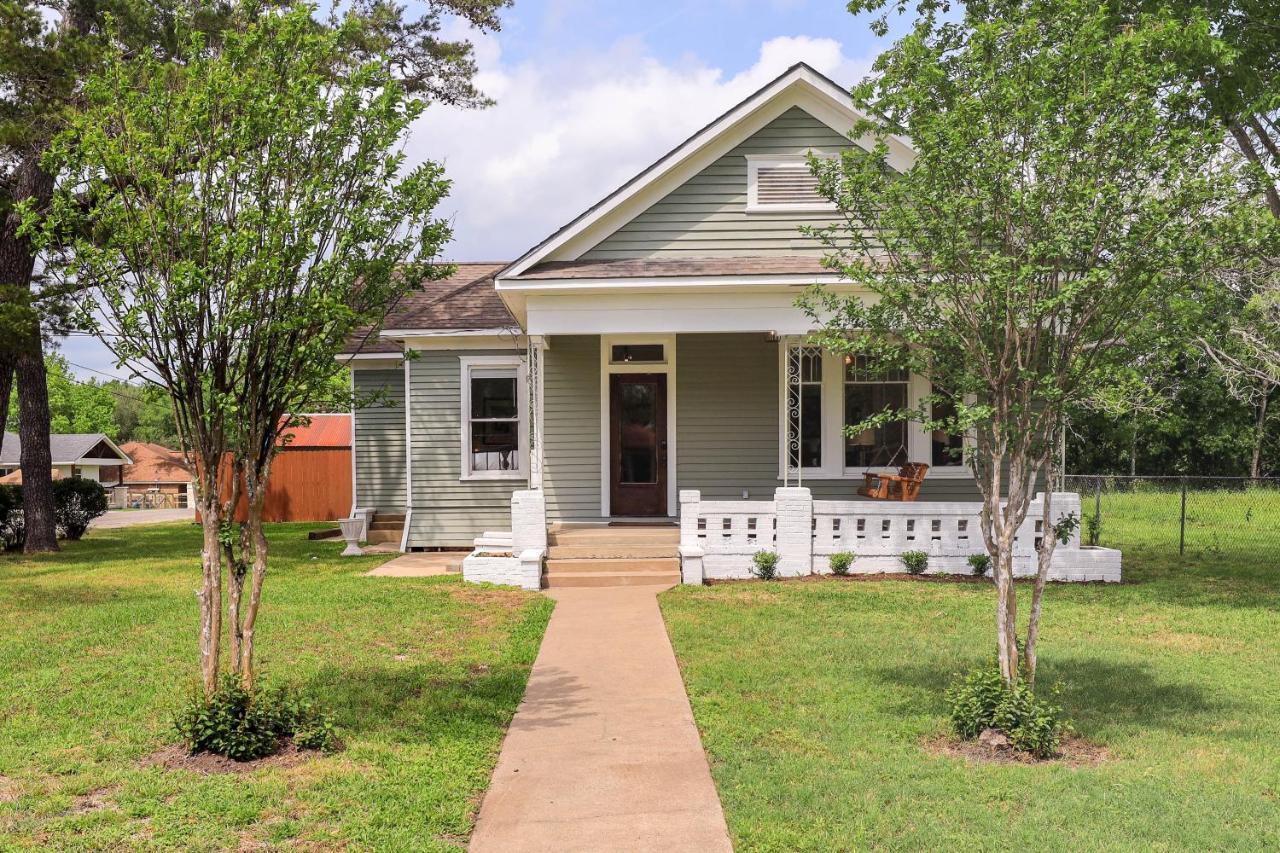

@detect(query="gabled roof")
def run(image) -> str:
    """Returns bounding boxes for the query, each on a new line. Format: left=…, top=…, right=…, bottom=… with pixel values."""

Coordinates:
left=340, top=263, right=518, bottom=354
left=113, top=442, right=193, bottom=484
left=497, top=62, right=914, bottom=282
left=0, top=432, right=131, bottom=466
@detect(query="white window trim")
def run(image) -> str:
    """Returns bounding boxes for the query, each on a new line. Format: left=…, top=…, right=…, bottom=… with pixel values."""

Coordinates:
left=459, top=355, right=528, bottom=482
left=746, top=153, right=837, bottom=213
left=776, top=344, right=970, bottom=480
left=599, top=334, right=678, bottom=518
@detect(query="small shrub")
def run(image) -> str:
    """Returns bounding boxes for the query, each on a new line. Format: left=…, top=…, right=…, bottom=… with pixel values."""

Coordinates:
left=828, top=551, right=855, bottom=576
left=945, top=664, right=1071, bottom=759
left=0, top=484, right=24, bottom=551
left=53, top=477, right=108, bottom=540
left=174, top=675, right=340, bottom=761
left=900, top=550, right=928, bottom=575
left=751, top=549, right=780, bottom=580
left=1085, top=511, right=1102, bottom=546
left=967, top=553, right=991, bottom=577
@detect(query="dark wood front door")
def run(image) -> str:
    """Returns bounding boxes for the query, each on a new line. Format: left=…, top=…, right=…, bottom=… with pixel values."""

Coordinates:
left=609, top=373, right=667, bottom=517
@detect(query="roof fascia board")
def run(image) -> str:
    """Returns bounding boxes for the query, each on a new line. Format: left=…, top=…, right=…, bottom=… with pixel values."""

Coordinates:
left=496, top=273, right=846, bottom=292
left=379, top=327, right=517, bottom=338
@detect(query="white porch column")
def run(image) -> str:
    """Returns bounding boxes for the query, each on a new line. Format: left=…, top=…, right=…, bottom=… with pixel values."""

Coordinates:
left=527, top=336, right=546, bottom=489
left=774, top=487, right=813, bottom=576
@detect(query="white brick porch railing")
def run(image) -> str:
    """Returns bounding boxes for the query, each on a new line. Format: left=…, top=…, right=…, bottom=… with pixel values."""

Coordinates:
left=679, top=488, right=1121, bottom=583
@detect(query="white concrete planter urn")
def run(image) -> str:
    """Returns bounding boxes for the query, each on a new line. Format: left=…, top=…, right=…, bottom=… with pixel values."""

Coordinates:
left=338, top=517, right=364, bottom=557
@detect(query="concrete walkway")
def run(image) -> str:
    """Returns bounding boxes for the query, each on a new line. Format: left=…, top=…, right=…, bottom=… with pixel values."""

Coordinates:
left=91, top=508, right=194, bottom=529
left=470, top=585, right=732, bottom=853
left=364, top=551, right=463, bottom=577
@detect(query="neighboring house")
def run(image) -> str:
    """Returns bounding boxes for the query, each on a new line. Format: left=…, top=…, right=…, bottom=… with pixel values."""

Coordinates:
left=0, top=432, right=132, bottom=485
left=100, top=442, right=195, bottom=509
left=342, top=63, right=1121, bottom=585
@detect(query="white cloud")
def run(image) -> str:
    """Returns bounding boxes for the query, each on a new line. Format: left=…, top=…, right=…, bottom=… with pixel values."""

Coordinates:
left=406, top=35, right=876, bottom=261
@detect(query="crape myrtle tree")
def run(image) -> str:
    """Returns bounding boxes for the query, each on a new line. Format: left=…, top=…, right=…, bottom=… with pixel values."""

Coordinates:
left=32, top=4, right=455, bottom=693
left=801, top=0, right=1230, bottom=686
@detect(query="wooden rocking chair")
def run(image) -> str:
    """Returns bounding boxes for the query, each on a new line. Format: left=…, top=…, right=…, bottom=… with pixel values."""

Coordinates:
left=857, top=462, right=929, bottom=501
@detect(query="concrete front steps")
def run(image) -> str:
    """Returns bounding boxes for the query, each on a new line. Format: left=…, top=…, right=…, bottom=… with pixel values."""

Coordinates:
left=543, top=524, right=680, bottom=588
left=366, top=513, right=405, bottom=546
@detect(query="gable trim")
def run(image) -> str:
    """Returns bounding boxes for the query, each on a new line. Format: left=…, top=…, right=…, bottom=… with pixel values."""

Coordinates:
left=496, top=63, right=914, bottom=282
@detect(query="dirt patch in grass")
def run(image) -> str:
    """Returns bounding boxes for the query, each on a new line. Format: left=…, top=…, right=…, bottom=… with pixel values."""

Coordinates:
left=138, top=741, right=320, bottom=775
left=68, top=787, right=116, bottom=815
left=923, top=733, right=1110, bottom=767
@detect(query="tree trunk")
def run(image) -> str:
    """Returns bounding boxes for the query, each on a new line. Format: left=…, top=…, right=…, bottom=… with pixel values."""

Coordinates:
left=1, top=151, right=58, bottom=552
left=197, top=493, right=223, bottom=695
left=237, top=459, right=273, bottom=690
left=0, top=355, right=13, bottom=451
left=1251, top=389, right=1269, bottom=479
left=1024, top=482, right=1059, bottom=689
left=16, top=336, right=58, bottom=551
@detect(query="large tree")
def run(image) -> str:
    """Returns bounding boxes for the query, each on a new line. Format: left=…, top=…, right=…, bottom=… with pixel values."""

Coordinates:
left=1, top=0, right=506, bottom=553
left=804, top=0, right=1230, bottom=685
left=34, top=3, right=456, bottom=692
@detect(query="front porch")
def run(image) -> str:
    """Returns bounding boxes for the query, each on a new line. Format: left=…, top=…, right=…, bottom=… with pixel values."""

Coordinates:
left=461, top=487, right=1123, bottom=589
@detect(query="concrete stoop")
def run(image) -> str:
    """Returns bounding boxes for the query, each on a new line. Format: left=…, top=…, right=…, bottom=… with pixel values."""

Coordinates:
left=543, top=525, right=681, bottom=588
left=365, top=513, right=405, bottom=545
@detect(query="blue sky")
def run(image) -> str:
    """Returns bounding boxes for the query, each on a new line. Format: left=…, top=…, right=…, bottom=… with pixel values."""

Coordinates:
left=63, top=0, right=897, bottom=380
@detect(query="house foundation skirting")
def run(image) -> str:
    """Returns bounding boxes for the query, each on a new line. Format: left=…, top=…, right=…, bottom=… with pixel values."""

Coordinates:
left=678, top=489, right=1121, bottom=583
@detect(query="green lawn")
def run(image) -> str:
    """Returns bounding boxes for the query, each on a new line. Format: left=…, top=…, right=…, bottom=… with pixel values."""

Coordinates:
left=661, top=500, right=1280, bottom=851
left=0, top=523, right=552, bottom=850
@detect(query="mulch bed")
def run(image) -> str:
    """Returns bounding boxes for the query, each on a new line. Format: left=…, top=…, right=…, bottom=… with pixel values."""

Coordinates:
left=923, top=733, right=1110, bottom=767
left=705, top=572, right=1117, bottom=586
left=138, top=740, right=318, bottom=775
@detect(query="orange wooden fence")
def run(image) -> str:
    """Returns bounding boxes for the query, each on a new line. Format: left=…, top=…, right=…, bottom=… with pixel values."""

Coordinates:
left=201, top=448, right=351, bottom=523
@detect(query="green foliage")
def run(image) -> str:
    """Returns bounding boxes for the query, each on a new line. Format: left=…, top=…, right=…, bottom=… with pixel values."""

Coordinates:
left=944, top=665, right=1007, bottom=740
left=801, top=0, right=1231, bottom=498
left=173, top=675, right=339, bottom=761
left=828, top=551, right=855, bottom=576
left=900, top=550, right=928, bottom=575
left=1053, top=512, right=1081, bottom=546
left=1086, top=511, right=1103, bottom=546
left=945, top=664, right=1070, bottom=759
left=967, top=553, right=991, bottom=576
left=51, top=477, right=107, bottom=540
left=0, top=484, right=23, bottom=551
left=751, top=550, right=780, bottom=580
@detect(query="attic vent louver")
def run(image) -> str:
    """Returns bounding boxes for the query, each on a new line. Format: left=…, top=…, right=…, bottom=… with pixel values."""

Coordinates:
left=747, top=155, right=836, bottom=212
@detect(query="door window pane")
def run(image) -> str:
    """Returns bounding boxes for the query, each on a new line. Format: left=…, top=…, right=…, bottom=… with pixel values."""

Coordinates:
left=619, top=382, right=658, bottom=484
left=611, top=344, right=665, bottom=364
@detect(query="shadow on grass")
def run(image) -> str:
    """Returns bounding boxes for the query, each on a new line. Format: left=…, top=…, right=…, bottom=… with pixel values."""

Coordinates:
left=874, top=656, right=1227, bottom=737
left=305, top=660, right=577, bottom=744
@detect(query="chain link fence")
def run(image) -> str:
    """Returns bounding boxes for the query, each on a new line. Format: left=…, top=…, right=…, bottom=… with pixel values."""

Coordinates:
left=1063, top=475, right=1280, bottom=559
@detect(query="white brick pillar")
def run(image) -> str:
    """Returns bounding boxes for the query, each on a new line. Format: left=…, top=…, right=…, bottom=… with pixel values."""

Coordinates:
left=678, top=490, right=704, bottom=584
left=774, top=487, right=813, bottom=576
left=511, top=489, right=547, bottom=553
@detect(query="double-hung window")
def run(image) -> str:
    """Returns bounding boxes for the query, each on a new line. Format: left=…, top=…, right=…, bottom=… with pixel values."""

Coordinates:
left=460, top=357, right=526, bottom=480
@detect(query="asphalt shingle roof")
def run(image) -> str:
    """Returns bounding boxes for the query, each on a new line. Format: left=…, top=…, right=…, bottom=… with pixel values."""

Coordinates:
left=0, top=432, right=128, bottom=466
